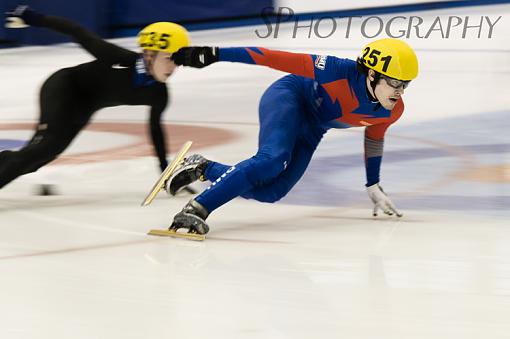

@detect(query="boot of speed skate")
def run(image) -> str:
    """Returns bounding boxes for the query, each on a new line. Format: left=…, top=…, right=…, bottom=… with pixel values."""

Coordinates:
left=147, top=199, right=209, bottom=241
left=165, top=154, right=210, bottom=195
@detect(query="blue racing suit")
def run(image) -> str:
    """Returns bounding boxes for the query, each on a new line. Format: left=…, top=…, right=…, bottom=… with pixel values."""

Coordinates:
left=195, top=47, right=404, bottom=213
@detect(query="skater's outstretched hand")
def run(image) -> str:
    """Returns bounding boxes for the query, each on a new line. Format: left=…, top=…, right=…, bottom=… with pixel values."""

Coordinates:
left=172, top=47, right=219, bottom=68
left=366, top=183, right=403, bottom=217
left=5, top=5, right=44, bottom=28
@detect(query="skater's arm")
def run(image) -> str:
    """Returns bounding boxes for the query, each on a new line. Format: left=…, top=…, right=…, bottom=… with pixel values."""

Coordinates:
left=219, top=47, right=352, bottom=81
left=40, top=16, right=136, bottom=64
left=149, top=89, right=169, bottom=171
left=364, top=133, right=385, bottom=187
left=219, top=47, right=316, bottom=78
left=6, top=6, right=136, bottom=64
left=364, top=100, right=404, bottom=186
left=364, top=130, right=403, bottom=217
left=364, top=125, right=402, bottom=217
left=172, top=46, right=349, bottom=80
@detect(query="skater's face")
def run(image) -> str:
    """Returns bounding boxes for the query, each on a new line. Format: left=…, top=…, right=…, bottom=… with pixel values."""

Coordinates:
left=145, top=51, right=177, bottom=82
left=367, top=70, right=409, bottom=110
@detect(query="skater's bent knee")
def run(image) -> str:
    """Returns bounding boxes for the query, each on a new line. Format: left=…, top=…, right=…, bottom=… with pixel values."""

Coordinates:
left=245, top=151, right=291, bottom=183
left=251, top=189, right=289, bottom=203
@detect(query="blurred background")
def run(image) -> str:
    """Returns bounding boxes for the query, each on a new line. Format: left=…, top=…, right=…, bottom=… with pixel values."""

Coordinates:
left=0, top=0, right=273, bottom=46
left=2, top=0, right=506, bottom=45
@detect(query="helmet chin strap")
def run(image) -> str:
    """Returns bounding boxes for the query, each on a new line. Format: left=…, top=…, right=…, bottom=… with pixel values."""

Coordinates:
left=367, top=72, right=381, bottom=102
left=367, top=71, right=383, bottom=111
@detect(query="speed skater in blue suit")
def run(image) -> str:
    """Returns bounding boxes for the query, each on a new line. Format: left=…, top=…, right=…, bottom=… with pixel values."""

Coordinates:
left=164, top=38, right=419, bottom=236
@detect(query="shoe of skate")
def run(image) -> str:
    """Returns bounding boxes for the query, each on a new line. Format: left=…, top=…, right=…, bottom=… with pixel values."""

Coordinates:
left=169, top=199, right=210, bottom=235
left=165, top=154, right=209, bottom=196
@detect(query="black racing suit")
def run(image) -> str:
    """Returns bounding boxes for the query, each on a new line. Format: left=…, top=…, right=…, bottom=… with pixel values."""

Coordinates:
left=0, top=15, right=169, bottom=188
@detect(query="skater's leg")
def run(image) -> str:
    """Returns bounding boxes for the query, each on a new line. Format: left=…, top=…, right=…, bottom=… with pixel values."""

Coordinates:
left=0, top=72, right=87, bottom=188
left=240, top=136, right=322, bottom=202
left=194, top=78, right=306, bottom=213
left=166, top=154, right=233, bottom=195
left=0, top=128, right=75, bottom=188
left=203, top=161, right=231, bottom=181
left=169, top=77, right=311, bottom=234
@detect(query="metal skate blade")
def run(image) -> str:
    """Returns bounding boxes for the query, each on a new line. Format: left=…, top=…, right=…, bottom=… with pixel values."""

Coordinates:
left=141, top=141, right=193, bottom=207
left=148, top=229, right=205, bottom=241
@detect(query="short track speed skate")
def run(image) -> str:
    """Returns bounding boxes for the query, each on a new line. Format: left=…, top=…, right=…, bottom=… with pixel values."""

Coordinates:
left=141, top=141, right=192, bottom=207
left=147, top=228, right=205, bottom=241
left=143, top=141, right=207, bottom=241
left=148, top=199, right=209, bottom=241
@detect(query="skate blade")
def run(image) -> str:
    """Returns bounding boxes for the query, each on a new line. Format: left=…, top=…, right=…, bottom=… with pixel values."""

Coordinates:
left=141, top=141, right=193, bottom=207
left=148, top=229, right=206, bottom=241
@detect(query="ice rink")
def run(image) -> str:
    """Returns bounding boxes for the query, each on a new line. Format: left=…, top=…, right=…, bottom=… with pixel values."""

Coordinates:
left=0, top=3, right=509, bottom=339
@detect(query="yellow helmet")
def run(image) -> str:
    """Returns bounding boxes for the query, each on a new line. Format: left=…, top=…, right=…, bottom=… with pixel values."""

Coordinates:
left=138, top=22, right=190, bottom=54
left=359, top=38, right=418, bottom=81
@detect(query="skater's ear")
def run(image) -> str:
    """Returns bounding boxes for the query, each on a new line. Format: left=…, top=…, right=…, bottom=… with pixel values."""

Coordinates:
left=142, top=49, right=157, bottom=70
left=142, top=49, right=157, bottom=61
left=367, top=69, right=376, bottom=82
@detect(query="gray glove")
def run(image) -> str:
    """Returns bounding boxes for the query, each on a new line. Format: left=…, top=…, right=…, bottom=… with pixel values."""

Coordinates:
left=366, top=183, right=403, bottom=217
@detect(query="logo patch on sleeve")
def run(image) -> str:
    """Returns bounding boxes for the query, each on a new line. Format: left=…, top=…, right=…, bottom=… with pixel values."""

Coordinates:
left=315, top=55, right=327, bottom=70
